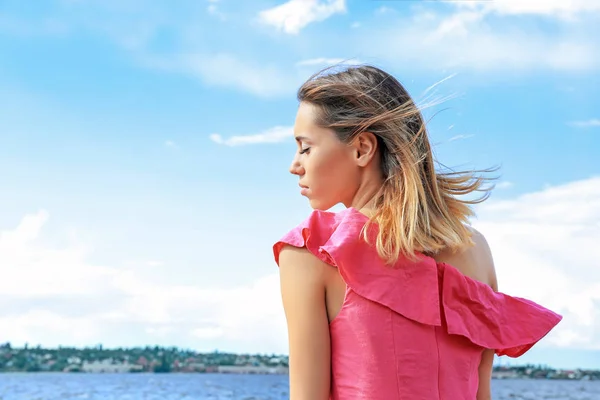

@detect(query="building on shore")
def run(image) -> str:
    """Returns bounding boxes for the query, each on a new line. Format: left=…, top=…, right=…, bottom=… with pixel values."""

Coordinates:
left=81, top=359, right=143, bottom=373
left=217, top=365, right=289, bottom=375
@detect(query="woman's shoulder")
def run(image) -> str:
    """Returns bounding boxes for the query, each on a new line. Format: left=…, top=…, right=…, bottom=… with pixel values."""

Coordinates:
left=273, top=208, right=368, bottom=267
left=434, top=226, right=498, bottom=290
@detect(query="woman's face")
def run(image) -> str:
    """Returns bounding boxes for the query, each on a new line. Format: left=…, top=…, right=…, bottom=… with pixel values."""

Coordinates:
left=289, top=102, right=360, bottom=210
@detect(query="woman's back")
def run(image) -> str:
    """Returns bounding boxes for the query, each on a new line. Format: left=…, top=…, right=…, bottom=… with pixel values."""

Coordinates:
left=274, top=207, right=562, bottom=400
left=322, top=215, right=498, bottom=332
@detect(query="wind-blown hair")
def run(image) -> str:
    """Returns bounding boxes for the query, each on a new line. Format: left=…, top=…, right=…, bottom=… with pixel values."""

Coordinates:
left=297, top=64, right=495, bottom=264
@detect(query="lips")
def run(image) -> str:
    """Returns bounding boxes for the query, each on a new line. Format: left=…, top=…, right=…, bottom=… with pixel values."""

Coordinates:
left=299, top=183, right=309, bottom=196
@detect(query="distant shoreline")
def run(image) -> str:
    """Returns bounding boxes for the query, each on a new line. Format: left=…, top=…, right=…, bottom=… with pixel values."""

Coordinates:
left=1, top=343, right=599, bottom=381
left=0, top=371, right=599, bottom=381
left=0, top=369, right=289, bottom=375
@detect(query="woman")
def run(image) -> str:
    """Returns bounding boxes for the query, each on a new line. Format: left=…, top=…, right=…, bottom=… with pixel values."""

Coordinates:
left=273, top=65, right=562, bottom=400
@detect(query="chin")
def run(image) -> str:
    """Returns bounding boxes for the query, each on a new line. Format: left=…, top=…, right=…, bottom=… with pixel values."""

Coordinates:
left=308, top=198, right=336, bottom=211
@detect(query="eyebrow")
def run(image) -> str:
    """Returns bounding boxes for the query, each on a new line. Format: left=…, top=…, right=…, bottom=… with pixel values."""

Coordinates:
left=295, top=136, right=310, bottom=142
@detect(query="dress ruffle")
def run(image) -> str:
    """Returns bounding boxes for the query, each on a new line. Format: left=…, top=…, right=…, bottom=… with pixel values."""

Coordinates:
left=439, top=262, right=562, bottom=357
left=273, top=208, right=562, bottom=358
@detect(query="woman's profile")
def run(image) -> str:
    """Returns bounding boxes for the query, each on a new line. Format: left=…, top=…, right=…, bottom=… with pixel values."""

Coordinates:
left=272, top=64, right=562, bottom=400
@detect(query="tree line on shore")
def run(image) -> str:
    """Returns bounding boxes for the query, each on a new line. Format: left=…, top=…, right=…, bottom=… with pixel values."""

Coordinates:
left=1, top=342, right=599, bottom=381
left=0, top=342, right=288, bottom=373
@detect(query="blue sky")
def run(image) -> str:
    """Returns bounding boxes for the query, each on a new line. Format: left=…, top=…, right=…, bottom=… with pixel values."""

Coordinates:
left=0, top=0, right=599, bottom=370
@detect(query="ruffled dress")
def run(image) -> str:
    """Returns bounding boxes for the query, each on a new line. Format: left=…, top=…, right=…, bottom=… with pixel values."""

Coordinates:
left=273, top=208, right=562, bottom=400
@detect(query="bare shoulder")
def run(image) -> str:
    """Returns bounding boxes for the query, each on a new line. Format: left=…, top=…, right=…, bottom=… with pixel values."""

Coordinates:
left=468, top=227, right=493, bottom=260
left=435, top=226, right=498, bottom=291
left=278, top=245, right=331, bottom=286
left=468, top=227, right=498, bottom=290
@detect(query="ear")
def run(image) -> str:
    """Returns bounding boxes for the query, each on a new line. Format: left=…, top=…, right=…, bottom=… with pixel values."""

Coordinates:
left=351, top=131, right=378, bottom=167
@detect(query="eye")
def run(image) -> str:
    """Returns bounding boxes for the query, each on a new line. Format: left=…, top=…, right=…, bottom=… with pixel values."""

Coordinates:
left=299, top=146, right=311, bottom=155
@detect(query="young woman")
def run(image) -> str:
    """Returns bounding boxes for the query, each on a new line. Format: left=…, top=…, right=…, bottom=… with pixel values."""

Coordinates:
left=273, top=64, right=562, bottom=400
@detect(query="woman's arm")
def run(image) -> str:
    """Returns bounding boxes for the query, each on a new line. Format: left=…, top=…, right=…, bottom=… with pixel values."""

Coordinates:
left=475, top=230, right=499, bottom=400
left=477, top=349, right=495, bottom=400
left=278, top=246, right=331, bottom=400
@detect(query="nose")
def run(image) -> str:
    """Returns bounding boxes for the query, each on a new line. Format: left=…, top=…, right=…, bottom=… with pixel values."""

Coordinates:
left=289, top=154, right=304, bottom=176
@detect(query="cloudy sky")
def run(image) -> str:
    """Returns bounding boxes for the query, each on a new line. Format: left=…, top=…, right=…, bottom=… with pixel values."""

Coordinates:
left=1, top=0, right=599, bottom=369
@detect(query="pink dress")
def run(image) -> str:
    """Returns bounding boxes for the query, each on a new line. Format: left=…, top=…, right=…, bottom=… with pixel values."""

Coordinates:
left=273, top=208, right=562, bottom=400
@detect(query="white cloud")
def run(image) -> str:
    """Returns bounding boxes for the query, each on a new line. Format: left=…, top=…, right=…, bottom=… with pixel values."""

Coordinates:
left=433, top=9, right=486, bottom=37
left=0, top=210, right=117, bottom=297
left=141, top=53, right=300, bottom=98
left=473, top=176, right=600, bottom=349
left=494, top=181, right=514, bottom=190
left=362, top=5, right=600, bottom=73
left=454, top=0, right=600, bottom=18
left=258, top=0, right=346, bottom=35
left=569, top=119, right=600, bottom=128
left=0, top=211, right=287, bottom=353
left=210, top=125, right=293, bottom=146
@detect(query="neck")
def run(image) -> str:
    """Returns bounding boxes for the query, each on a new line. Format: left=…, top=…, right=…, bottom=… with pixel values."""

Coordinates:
left=346, top=174, right=384, bottom=216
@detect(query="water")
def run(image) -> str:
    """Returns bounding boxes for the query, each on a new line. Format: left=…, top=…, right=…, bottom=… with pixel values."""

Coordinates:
left=0, top=373, right=598, bottom=400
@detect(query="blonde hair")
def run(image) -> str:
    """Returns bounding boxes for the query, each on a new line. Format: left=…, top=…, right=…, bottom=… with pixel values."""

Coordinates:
left=297, top=64, right=496, bottom=265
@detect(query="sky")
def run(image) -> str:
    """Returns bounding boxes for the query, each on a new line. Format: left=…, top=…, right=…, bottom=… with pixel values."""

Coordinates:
left=0, top=0, right=599, bottom=370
